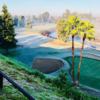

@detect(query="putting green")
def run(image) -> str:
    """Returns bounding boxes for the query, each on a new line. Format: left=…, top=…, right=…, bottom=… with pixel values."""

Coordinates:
left=65, top=56, right=100, bottom=90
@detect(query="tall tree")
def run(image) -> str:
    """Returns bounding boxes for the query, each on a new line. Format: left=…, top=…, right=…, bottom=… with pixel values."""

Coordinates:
left=0, top=4, right=17, bottom=54
left=77, top=21, right=95, bottom=85
left=56, top=16, right=81, bottom=83
left=66, top=16, right=80, bottom=83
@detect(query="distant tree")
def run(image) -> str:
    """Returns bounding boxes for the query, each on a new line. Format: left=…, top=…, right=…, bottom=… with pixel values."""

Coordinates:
left=71, top=12, right=78, bottom=16
left=79, top=13, right=93, bottom=21
left=49, top=16, right=56, bottom=23
left=32, top=15, right=37, bottom=24
left=0, top=5, right=17, bottom=54
left=38, top=14, right=43, bottom=23
left=41, top=12, right=50, bottom=23
left=19, top=16, right=25, bottom=27
left=26, top=16, right=32, bottom=28
left=21, top=16, right=25, bottom=27
left=86, top=13, right=93, bottom=21
left=63, top=9, right=70, bottom=19
left=13, top=16, right=19, bottom=27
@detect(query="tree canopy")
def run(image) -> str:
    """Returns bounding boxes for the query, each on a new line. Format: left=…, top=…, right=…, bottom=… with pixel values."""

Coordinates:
left=56, top=16, right=81, bottom=41
left=79, top=20, right=95, bottom=40
left=0, top=4, right=17, bottom=53
left=56, top=15, right=95, bottom=41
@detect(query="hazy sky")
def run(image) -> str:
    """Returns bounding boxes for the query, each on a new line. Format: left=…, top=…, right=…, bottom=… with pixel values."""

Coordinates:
left=0, top=0, right=100, bottom=16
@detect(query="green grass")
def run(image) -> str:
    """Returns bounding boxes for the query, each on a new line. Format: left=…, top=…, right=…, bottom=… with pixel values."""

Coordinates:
left=0, top=54, right=99, bottom=100
left=0, top=54, right=69, bottom=100
left=65, top=56, right=100, bottom=90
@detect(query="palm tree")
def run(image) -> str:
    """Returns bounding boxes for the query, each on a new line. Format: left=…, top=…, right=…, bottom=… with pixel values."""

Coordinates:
left=66, top=16, right=81, bottom=83
left=77, top=21, right=95, bottom=85
left=57, top=16, right=81, bottom=83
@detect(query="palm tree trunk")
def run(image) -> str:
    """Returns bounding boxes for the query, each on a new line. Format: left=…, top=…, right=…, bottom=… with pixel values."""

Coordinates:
left=72, top=35, right=75, bottom=83
left=77, top=34, right=86, bottom=85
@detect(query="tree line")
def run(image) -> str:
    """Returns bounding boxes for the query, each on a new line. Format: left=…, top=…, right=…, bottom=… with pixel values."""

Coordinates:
left=13, top=12, right=56, bottom=28
left=62, top=9, right=94, bottom=21
left=13, top=9, right=94, bottom=29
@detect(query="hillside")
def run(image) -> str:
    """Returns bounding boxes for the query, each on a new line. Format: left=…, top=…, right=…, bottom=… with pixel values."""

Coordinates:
left=0, top=54, right=98, bottom=100
left=0, top=54, right=68, bottom=100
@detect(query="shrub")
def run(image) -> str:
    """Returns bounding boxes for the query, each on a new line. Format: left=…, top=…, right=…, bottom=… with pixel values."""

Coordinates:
left=6, top=61, right=14, bottom=65
left=46, top=70, right=99, bottom=100
left=32, top=70, right=46, bottom=80
left=46, top=70, right=69, bottom=89
left=54, top=70, right=68, bottom=89
left=63, top=87, right=98, bottom=100
left=45, top=77, right=53, bottom=83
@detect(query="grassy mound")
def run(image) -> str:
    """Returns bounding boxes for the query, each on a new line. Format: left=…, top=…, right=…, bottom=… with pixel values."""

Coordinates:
left=0, top=54, right=99, bottom=100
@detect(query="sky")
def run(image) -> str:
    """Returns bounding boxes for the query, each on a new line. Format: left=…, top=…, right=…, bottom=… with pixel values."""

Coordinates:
left=0, top=0, right=100, bottom=16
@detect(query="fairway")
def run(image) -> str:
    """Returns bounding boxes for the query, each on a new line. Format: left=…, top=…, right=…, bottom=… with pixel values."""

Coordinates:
left=65, top=56, right=100, bottom=90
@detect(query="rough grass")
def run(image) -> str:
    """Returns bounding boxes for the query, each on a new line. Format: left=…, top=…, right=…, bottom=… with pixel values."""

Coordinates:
left=0, top=54, right=69, bottom=100
left=65, top=56, right=100, bottom=90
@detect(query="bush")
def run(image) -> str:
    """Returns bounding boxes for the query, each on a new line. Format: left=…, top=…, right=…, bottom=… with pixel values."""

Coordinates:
left=32, top=70, right=46, bottom=80
left=45, top=77, right=53, bottom=83
left=45, top=70, right=69, bottom=89
left=62, top=87, right=98, bottom=100
left=54, top=70, right=68, bottom=89
left=45, top=70, right=99, bottom=100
